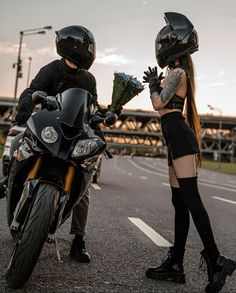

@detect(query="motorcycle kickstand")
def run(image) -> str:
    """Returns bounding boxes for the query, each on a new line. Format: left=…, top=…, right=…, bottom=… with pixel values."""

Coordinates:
left=54, top=238, right=63, bottom=263
left=47, top=234, right=63, bottom=263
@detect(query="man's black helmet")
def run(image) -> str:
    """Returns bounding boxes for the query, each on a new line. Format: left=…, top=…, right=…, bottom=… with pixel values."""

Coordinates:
left=155, top=12, right=199, bottom=68
left=56, top=25, right=96, bottom=70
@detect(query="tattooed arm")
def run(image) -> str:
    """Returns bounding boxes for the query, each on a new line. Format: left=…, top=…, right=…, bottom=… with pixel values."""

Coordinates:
left=150, top=69, right=185, bottom=111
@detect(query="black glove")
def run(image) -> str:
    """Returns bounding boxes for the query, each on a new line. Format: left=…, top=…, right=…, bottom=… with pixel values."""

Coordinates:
left=143, top=66, right=158, bottom=83
left=15, top=110, right=31, bottom=125
left=143, top=67, right=164, bottom=95
left=104, top=111, right=118, bottom=126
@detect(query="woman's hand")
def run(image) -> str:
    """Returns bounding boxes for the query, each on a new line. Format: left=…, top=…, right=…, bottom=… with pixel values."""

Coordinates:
left=143, top=66, right=158, bottom=83
left=143, top=67, right=164, bottom=95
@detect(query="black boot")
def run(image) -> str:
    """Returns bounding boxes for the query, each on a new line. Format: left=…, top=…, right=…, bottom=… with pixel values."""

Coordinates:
left=200, top=249, right=236, bottom=293
left=0, top=177, right=7, bottom=199
left=146, top=246, right=186, bottom=284
left=70, top=236, right=91, bottom=263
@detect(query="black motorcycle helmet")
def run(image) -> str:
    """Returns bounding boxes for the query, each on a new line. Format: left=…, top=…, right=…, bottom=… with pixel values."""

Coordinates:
left=55, top=25, right=96, bottom=70
left=155, top=12, right=199, bottom=68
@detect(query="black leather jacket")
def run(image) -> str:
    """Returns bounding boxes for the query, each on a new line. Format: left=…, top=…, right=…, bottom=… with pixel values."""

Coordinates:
left=18, top=58, right=98, bottom=114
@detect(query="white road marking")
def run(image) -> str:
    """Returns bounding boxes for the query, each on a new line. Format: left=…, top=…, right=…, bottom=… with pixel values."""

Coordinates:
left=91, top=183, right=101, bottom=190
left=128, top=217, right=171, bottom=247
left=140, top=159, right=168, bottom=174
left=212, top=196, right=236, bottom=205
left=199, top=182, right=236, bottom=193
left=121, top=157, right=235, bottom=192
left=162, top=183, right=170, bottom=187
left=128, top=159, right=168, bottom=178
left=199, top=178, right=236, bottom=189
left=140, top=176, right=147, bottom=180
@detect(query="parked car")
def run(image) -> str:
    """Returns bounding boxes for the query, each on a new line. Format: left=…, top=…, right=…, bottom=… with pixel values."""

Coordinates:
left=2, top=125, right=25, bottom=176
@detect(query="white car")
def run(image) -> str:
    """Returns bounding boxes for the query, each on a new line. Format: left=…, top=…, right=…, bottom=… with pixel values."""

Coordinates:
left=2, top=125, right=25, bottom=176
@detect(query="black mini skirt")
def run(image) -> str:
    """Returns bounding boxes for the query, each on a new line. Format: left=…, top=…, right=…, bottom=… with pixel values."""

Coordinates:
left=160, top=112, right=199, bottom=166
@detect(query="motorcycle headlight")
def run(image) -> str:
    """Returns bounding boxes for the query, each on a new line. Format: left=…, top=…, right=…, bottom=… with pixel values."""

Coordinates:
left=41, top=127, right=58, bottom=144
left=72, top=138, right=104, bottom=158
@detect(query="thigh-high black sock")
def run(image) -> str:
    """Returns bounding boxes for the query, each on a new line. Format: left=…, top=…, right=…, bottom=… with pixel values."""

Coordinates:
left=171, top=187, right=190, bottom=263
left=177, top=177, right=219, bottom=263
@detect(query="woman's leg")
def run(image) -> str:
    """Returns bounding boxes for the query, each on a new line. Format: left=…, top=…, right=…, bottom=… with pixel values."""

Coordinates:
left=145, top=166, right=187, bottom=283
left=172, top=154, right=219, bottom=257
left=173, top=154, right=236, bottom=291
left=169, top=166, right=190, bottom=259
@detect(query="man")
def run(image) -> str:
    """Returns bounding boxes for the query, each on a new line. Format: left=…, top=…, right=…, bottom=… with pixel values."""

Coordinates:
left=0, top=25, right=117, bottom=262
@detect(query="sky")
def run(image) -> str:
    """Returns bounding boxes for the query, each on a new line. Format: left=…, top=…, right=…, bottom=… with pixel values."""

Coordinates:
left=1, top=0, right=236, bottom=117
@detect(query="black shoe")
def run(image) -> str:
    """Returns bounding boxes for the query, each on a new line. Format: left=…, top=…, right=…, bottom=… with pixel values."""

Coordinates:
left=146, top=247, right=186, bottom=284
left=201, top=250, right=236, bottom=293
left=0, top=177, right=7, bottom=199
left=70, top=238, right=91, bottom=263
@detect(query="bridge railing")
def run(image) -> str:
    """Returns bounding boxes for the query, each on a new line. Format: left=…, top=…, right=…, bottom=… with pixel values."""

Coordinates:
left=0, top=105, right=235, bottom=161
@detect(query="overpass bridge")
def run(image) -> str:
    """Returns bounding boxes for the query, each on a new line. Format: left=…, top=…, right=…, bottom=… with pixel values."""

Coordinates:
left=100, top=109, right=236, bottom=161
left=0, top=98, right=235, bottom=161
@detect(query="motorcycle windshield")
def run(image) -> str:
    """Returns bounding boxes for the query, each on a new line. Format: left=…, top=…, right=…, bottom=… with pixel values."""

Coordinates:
left=57, top=88, right=91, bottom=131
left=27, top=88, right=96, bottom=160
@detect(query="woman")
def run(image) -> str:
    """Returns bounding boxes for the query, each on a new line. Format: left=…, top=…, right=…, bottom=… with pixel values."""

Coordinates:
left=143, top=12, right=236, bottom=293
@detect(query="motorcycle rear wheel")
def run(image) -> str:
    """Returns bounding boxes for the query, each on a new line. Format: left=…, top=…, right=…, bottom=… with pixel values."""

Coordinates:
left=6, top=183, right=59, bottom=289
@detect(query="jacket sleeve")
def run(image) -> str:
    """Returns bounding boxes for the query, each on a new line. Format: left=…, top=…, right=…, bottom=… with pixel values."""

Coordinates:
left=17, top=64, right=54, bottom=114
left=88, top=72, right=101, bottom=109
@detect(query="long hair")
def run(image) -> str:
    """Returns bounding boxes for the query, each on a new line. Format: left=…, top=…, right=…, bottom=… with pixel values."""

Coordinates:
left=180, top=55, right=202, bottom=163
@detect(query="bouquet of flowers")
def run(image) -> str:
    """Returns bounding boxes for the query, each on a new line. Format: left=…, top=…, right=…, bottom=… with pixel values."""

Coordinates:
left=109, top=72, right=144, bottom=114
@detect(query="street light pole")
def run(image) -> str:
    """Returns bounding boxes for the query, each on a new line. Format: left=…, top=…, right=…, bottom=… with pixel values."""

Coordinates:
left=12, top=26, right=52, bottom=116
left=26, top=56, right=32, bottom=88
left=207, top=104, right=222, bottom=168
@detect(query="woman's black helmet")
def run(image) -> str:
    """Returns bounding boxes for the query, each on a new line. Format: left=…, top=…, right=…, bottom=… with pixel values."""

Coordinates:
left=56, top=25, right=96, bottom=70
left=155, top=12, right=199, bottom=68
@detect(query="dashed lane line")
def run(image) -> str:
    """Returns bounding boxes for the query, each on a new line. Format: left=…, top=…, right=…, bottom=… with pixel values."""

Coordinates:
left=91, top=183, right=101, bottom=190
left=199, top=182, right=236, bottom=193
left=128, top=217, right=171, bottom=247
left=212, top=196, right=236, bottom=205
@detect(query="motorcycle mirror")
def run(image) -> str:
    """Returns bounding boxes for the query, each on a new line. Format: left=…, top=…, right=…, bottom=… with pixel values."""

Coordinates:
left=32, top=91, right=48, bottom=105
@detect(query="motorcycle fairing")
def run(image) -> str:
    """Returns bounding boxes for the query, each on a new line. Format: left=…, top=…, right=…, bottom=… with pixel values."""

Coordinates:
left=27, top=88, right=103, bottom=161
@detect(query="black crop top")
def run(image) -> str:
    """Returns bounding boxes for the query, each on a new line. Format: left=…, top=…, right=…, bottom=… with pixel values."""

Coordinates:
left=164, top=94, right=185, bottom=111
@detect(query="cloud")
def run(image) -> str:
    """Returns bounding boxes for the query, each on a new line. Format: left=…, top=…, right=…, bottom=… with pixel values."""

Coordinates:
left=1, top=42, right=133, bottom=66
left=0, top=42, right=19, bottom=54
left=96, top=48, right=134, bottom=66
left=200, top=79, right=236, bottom=90
left=35, top=45, right=56, bottom=57
left=0, top=41, right=56, bottom=58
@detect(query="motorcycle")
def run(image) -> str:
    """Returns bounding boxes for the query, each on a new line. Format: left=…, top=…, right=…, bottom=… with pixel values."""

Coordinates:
left=6, top=88, right=109, bottom=289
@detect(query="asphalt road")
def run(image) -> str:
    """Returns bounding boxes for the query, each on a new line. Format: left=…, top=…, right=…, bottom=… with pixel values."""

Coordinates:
left=0, top=156, right=236, bottom=293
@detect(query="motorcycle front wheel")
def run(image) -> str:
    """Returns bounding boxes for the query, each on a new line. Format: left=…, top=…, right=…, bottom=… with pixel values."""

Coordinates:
left=6, top=183, right=59, bottom=289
